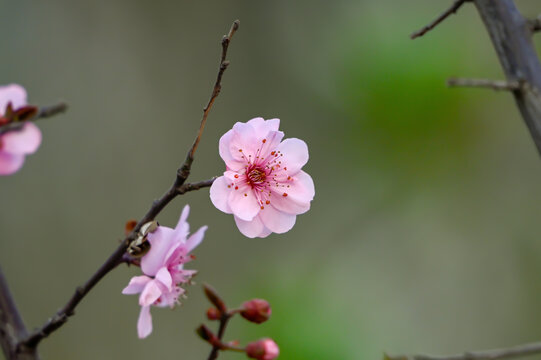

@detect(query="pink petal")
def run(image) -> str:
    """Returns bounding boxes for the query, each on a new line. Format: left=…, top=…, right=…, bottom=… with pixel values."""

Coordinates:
left=259, top=205, right=297, bottom=234
left=173, top=205, right=190, bottom=242
left=247, top=117, right=280, bottom=137
left=139, top=280, right=162, bottom=306
left=155, top=267, right=173, bottom=291
left=270, top=171, right=314, bottom=215
left=122, top=275, right=152, bottom=295
left=1, top=122, right=42, bottom=154
left=276, top=138, right=309, bottom=174
left=234, top=214, right=271, bottom=238
left=219, top=130, right=245, bottom=171
left=142, top=227, right=176, bottom=276
left=137, top=306, right=153, bottom=339
left=0, top=152, right=24, bottom=175
left=0, top=84, right=27, bottom=115
left=210, top=176, right=233, bottom=214
left=228, top=183, right=260, bottom=221
left=185, top=225, right=207, bottom=253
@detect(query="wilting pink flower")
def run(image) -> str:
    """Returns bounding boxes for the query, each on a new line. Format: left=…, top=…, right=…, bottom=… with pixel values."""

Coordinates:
left=122, top=205, right=207, bottom=338
left=0, top=84, right=41, bottom=176
left=210, top=118, right=314, bottom=238
left=246, top=338, right=280, bottom=360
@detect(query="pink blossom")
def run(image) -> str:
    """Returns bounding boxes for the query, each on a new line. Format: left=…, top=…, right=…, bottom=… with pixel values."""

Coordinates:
left=210, top=117, right=314, bottom=238
left=122, top=205, right=207, bottom=338
left=245, top=338, right=280, bottom=360
left=0, top=84, right=41, bottom=176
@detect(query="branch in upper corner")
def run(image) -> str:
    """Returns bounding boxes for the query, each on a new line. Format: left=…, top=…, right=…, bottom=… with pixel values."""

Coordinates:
left=384, top=340, right=541, bottom=360
left=447, top=77, right=521, bottom=91
left=411, top=0, right=471, bottom=39
left=0, top=102, right=67, bottom=136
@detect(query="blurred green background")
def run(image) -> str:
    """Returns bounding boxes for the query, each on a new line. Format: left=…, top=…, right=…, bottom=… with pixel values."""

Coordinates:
left=2, top=0, right=541, bottom=359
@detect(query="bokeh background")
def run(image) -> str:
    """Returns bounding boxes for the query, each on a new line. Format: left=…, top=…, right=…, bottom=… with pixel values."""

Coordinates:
left=2, top=0, right=541, bottom=359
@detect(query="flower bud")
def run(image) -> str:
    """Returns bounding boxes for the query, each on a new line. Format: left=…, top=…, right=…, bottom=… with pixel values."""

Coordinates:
left=207, top=307, right=221, bottom=320
left=240, top=299, right=271, bottom=324
left=245, top=338, right=279, bottom=360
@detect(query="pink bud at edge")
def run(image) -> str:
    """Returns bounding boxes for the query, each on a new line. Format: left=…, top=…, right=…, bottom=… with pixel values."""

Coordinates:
left=245, top=338, right=279, bottom=360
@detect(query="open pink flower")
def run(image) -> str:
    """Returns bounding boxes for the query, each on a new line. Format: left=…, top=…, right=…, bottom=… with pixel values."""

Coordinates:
left=122, top=205, right=207, bottom=338
left=210, top=117, right=314, bottom=238
left=0, top=84, right=41, bottom=176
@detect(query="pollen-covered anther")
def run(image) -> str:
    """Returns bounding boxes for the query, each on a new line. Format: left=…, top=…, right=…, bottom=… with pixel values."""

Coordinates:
left=283, top=193, right=288, bottom=197
left=262, top=139, right=266, bottom=143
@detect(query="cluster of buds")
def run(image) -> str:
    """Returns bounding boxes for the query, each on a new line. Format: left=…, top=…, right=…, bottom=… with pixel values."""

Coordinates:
left=197, top=284, right=279, bottom=359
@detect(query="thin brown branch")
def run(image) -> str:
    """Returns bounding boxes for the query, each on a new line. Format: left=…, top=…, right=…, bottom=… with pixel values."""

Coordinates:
left=411, top=0, right=471, bottom=39
left=447, top=77, right=521, bottom=91
left=0, top=102, right=67, bottom=136
left=385, top=341, right=541, bottom=360
left=206, top=313, right=233, bottom=360
left=15, top=19, right=239, bottom=354
left=189, top=19, right=239, bottom=160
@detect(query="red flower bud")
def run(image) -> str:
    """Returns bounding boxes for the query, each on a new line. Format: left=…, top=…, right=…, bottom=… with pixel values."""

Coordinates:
left=245, top=338, right=279, bottom=360
left=240, top=299, right=271, bottom=324
left=207, top=307, right=221, bottom=320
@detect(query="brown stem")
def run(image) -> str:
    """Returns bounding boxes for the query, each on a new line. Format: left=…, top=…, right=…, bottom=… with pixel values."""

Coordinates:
left=206, top=313, right=233, bottom=360
left=410, top=0, right=471, bottom=39
left=384, top=341, right=541, bottom=360
left=0, top=266, right=40, bottom=360
left=15, top=18, right=239, bottom=354
left=0, top=102, right=67, bottom=136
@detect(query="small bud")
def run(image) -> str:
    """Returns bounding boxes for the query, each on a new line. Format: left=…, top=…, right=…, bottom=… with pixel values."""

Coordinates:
left=203, top=283, right=227, bottom=313
left=125, top=219, right=137, bottom=235
left=245, top=338, right=279, bottom=360
left=196, top=324, right=215, bottom=342
left=240, top=299, right=271, bottom=324
left=207, top=307, right=221, bottom=320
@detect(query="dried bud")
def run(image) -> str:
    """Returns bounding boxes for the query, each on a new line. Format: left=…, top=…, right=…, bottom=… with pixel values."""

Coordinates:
left=245, top=338, right=279, bottom=360
left=207, top=307, right=221, bottom=320
left=240, top=299, right=271, bottom=324
left=203, top=283, right=227, bottom=313
left=125, top=219, right=137, bottom=235
left=196, top=324, right=215, bottom=342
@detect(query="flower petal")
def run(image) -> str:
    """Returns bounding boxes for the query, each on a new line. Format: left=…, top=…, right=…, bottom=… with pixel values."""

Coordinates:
left=185, top=225, right=207, bottom=253
left=173, top=205, right=190, bottom=242
left=139, top=280, right=162, bottom=306
left=155, top=267, right=173, bottom=292
left=270, top=171, right=314, bottom=215
left=0, top=152, right=24, bottom=175
left=1, top=122, right=42, bottom=154
left=122, top=275, right=152, bottom=295
left=276, top=138, right=309, bottom=174
left=234, top=214, right=271, bottom=238
left=247, top=117, right=280, bottom=137
left=259, top=205, right=297, bottom=234
left=0, top=84, right=27, bottom=115
left=219, top=129, right=245, bottom=171
left=142, top=227, right=176, bottom=276
left=137, top=306, right=153, bottom=339
left=228, top=183, right=260, bottom=221
left=210, top=176, right=233, bottom=214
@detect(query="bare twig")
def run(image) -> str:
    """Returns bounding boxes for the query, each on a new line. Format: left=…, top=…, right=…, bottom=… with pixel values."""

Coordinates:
left=14, top=19, right=239, bottom=354
left=206, top=312, right=233, bottom=360
left=447, top=77, right=521, bottom=91
left=0, top=102, right=67, bottom=136
left=385, top=341, right=541, bottom=360
left=411, top=0, right=471, bottom=39
left=189, top=19, right=239, bottom=160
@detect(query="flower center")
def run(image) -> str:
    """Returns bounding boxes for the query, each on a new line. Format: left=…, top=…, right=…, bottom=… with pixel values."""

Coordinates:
left=248, top=167, right=266, bottom=185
